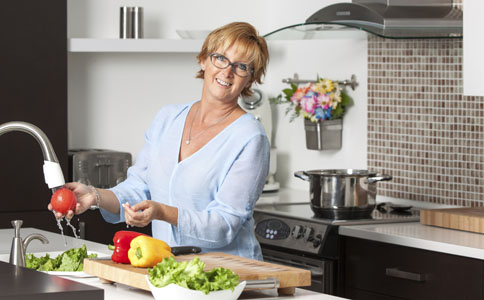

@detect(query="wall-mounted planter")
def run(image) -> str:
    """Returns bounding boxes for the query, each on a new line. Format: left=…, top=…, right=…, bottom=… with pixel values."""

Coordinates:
left=304, top=118, right=342, bottom=150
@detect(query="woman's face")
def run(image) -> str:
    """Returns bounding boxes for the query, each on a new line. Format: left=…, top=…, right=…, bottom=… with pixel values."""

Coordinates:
left=200, top=44, right=252, bottom=103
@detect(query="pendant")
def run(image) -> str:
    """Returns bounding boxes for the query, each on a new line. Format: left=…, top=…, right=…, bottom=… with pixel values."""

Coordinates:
left=185, top=140, right=190, bottom=145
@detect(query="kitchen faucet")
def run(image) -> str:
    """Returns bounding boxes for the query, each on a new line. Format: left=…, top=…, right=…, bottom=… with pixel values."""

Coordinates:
left=0, top=121, right=65, bottom=193
left=9, top=220, right=49, bottom=267
left=0, top=121, right=64, bottom=266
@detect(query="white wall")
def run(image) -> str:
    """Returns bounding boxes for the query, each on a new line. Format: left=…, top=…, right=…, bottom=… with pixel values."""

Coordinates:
left=267, top=37, right=368, bottom=190
left=463, top=0, right=484, bottom=96
left=67, top=0, right=366, bottom=190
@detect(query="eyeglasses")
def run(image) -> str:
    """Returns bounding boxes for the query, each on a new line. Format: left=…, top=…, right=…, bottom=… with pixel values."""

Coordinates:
left=209, top=53, right=254, bottom=77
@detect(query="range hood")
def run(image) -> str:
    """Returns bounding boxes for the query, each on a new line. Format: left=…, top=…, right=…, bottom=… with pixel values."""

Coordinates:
left=306, top=0, right=462, bottom=39
left=264, top=0, right=462, bottom=40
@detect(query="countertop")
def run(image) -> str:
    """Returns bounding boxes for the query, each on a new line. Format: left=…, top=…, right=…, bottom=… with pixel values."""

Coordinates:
left=0, top=227, right=347, bottom=300
left=339, top=222, right=484, bottom=260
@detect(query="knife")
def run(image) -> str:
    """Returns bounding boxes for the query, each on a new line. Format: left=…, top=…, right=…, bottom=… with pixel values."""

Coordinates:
left=171, top=246, right=202, bottom=256
left=86, top=246, right=202, bottom=262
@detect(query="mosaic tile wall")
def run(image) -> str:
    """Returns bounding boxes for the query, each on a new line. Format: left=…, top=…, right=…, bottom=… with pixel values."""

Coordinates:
left=367, top=2, right=484, bottom=206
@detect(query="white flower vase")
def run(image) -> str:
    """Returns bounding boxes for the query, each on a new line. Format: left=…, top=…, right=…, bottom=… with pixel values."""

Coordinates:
left=304, top=118, right=343, bottom=150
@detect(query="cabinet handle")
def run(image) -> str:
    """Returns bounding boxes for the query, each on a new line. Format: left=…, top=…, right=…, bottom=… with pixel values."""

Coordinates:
left=385, top=268, right=426, bottom=282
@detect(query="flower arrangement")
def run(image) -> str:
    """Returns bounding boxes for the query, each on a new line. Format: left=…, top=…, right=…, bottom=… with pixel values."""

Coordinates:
left=270, top=77, right=351, bottom=123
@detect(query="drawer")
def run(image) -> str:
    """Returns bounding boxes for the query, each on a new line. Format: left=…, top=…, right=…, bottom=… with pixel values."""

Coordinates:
left=344, top=237, right=483, bottom=300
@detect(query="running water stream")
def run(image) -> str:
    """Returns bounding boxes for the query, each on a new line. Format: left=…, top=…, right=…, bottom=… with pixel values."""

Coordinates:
left=52, top=211, right=80, bottom=246
left=66, top=218, right=79, bottom=239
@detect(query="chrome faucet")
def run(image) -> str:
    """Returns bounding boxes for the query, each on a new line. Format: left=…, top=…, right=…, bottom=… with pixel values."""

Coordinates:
left=9, top=220, right=49, bottom=267
left=0, top=121, right=65, bottom=193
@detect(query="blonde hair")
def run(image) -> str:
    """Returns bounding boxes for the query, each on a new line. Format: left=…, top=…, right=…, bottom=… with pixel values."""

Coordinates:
left=196, top=22, right=269, bottom=97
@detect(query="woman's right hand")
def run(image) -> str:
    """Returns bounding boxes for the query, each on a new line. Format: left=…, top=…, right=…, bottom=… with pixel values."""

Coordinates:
left=47, top=182, right=96, bottom=219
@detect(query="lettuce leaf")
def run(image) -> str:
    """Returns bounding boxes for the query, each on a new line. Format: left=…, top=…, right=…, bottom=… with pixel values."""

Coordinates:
left=148, top=256, right=239, bottom=294
left=25, top=244, right=97, bottom=272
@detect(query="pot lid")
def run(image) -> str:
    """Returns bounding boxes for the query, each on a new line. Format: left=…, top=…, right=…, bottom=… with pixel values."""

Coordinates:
left=304, top=169, right=378, bottom=177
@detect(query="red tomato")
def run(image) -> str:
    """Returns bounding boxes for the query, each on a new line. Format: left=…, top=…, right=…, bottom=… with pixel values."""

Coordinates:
left=50, top=188, right=77, bottom=214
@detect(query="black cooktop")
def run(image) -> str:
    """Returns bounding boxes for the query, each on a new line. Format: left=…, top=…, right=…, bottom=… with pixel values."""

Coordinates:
left=254, top=202, right=420, bottom=226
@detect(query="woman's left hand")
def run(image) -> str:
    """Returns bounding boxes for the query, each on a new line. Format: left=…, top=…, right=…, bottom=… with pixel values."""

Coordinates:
left=122, top=200, right=160, bottom=227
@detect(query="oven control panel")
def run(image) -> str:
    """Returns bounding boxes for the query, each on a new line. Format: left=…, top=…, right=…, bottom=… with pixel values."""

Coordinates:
left=253, top=212, right=329, bottom=255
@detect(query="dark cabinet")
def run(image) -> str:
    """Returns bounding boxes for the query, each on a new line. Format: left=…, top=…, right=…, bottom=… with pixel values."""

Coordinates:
left=0, top=0, right=68, bottom=226
left=0, top=0, right=151, bottom=245
left=342, top=237, right=483, bottom=300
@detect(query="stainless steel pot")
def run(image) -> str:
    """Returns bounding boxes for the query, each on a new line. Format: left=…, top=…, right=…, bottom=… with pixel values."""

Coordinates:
left=295, top=169, right=392, bottom=220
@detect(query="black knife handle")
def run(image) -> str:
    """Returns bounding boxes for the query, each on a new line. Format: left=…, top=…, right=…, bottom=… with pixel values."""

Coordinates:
left=171, top=246, right=202, bottom=256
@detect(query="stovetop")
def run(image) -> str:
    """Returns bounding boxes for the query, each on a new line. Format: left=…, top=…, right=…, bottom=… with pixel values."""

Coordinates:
left=254, top=202, right=420, bottom=226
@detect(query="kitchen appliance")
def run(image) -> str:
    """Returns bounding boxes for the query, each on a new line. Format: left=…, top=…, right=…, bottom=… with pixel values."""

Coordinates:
left=68, top=148, right=131, bottom=188
left=305, top=0, right=463, bottom=38
left=253, top=198, right=420, bottom=295
left=295, top=169, right=392, bottom=220
left=239, top=89, right=280, bottom=191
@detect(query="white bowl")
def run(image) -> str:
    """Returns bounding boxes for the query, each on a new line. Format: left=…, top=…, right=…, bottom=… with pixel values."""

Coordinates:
left=176, top=30, right=211, bottom=39
left=146, top=275, right=246, bottom=300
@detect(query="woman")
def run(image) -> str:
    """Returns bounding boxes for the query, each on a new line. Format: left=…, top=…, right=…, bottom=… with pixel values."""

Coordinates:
left=51, top=22, right=270, bottom=260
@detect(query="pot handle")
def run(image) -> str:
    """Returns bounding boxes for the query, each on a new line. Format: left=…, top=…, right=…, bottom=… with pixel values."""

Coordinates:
left=367, top=174, right=392, bottom=184
left=294, top=171, right=310, bottom=181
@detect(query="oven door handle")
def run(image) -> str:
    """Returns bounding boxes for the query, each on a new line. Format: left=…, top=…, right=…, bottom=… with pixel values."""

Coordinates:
left=265, top=256, right=324, bottom=277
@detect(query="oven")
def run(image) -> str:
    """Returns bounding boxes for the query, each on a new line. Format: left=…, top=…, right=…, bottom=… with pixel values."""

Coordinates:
left=261, top=247, right=334, bottom=294
left=253, top=199, right=419, bottom=296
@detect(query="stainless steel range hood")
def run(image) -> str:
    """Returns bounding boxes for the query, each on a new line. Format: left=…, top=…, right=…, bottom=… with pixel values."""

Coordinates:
left=264, top=0, right=463, bottom=40
left=305, top=0, right=462, bottom=39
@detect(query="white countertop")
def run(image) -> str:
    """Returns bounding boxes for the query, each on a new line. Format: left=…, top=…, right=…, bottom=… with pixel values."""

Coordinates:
left=340, top=222, right=484, bottom=260
left=0, top=227, right=347, bottom=300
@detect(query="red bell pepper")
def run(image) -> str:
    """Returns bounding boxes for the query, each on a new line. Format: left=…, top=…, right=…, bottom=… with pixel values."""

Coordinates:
left=111, top=231, right=148, bottom=264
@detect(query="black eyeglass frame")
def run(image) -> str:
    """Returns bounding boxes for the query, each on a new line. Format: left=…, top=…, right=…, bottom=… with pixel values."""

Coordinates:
left=208, top=53, right=254, bottom=77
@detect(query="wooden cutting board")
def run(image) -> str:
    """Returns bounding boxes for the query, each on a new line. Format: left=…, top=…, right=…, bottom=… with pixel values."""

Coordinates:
left=83, top=252, right=310, bottom=296
left=420, top=208, right=484, bottom=234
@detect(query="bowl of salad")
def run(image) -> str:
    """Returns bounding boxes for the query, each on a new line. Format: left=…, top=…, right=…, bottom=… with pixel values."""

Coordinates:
left=146, top=256, right=245, bottom=300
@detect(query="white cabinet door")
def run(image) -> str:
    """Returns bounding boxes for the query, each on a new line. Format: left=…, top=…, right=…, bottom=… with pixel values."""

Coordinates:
left=463, top=0, right=484, bottom=96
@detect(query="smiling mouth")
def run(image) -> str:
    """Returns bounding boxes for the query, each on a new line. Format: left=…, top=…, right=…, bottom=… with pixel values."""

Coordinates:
left=216, top=78, right=232, bottom=87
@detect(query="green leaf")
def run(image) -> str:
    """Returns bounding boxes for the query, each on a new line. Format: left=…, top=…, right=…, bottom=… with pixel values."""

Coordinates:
left=148, top=256, right=239, bottom=294
left=25, top=244, right=97, bottom=272
left=332, top=106, right=343, bottom=119
left=340, top=92, right=350, bottom=106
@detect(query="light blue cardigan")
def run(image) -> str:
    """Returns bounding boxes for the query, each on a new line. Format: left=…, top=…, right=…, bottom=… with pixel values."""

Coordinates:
left=103, top=101, right=269, bottom=260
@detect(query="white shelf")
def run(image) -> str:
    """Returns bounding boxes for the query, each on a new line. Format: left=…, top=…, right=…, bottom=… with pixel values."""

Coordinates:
left=68, top=38, right=203, bottom=53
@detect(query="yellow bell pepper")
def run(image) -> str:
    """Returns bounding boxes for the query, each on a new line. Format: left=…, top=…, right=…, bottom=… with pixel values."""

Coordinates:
left=128, top=235, right=173, bottom=268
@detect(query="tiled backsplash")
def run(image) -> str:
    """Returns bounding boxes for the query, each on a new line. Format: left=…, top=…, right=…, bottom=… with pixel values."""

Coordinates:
left=367, top=1, right=484, bottom=206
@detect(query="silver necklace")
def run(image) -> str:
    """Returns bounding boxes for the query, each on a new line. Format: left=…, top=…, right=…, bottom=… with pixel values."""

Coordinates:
left=185, top=103, right=237, bottom=145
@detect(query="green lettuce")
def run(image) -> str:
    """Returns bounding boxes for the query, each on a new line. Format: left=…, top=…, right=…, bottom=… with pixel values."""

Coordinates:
left=25, top=244, right=98, bottom=272
left=148, top=256, right=239, bottom=294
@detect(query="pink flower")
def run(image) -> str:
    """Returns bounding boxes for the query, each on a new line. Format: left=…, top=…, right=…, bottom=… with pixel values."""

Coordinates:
left=316, top=93, right=330, bottom=107
left=300, top=95, right=317, bottom=114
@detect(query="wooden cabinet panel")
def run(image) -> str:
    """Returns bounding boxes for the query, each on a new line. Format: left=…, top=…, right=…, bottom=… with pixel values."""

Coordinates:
left=0, top=0, right=67, bottom=213
left=344, top=237, right=483, bottom=300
